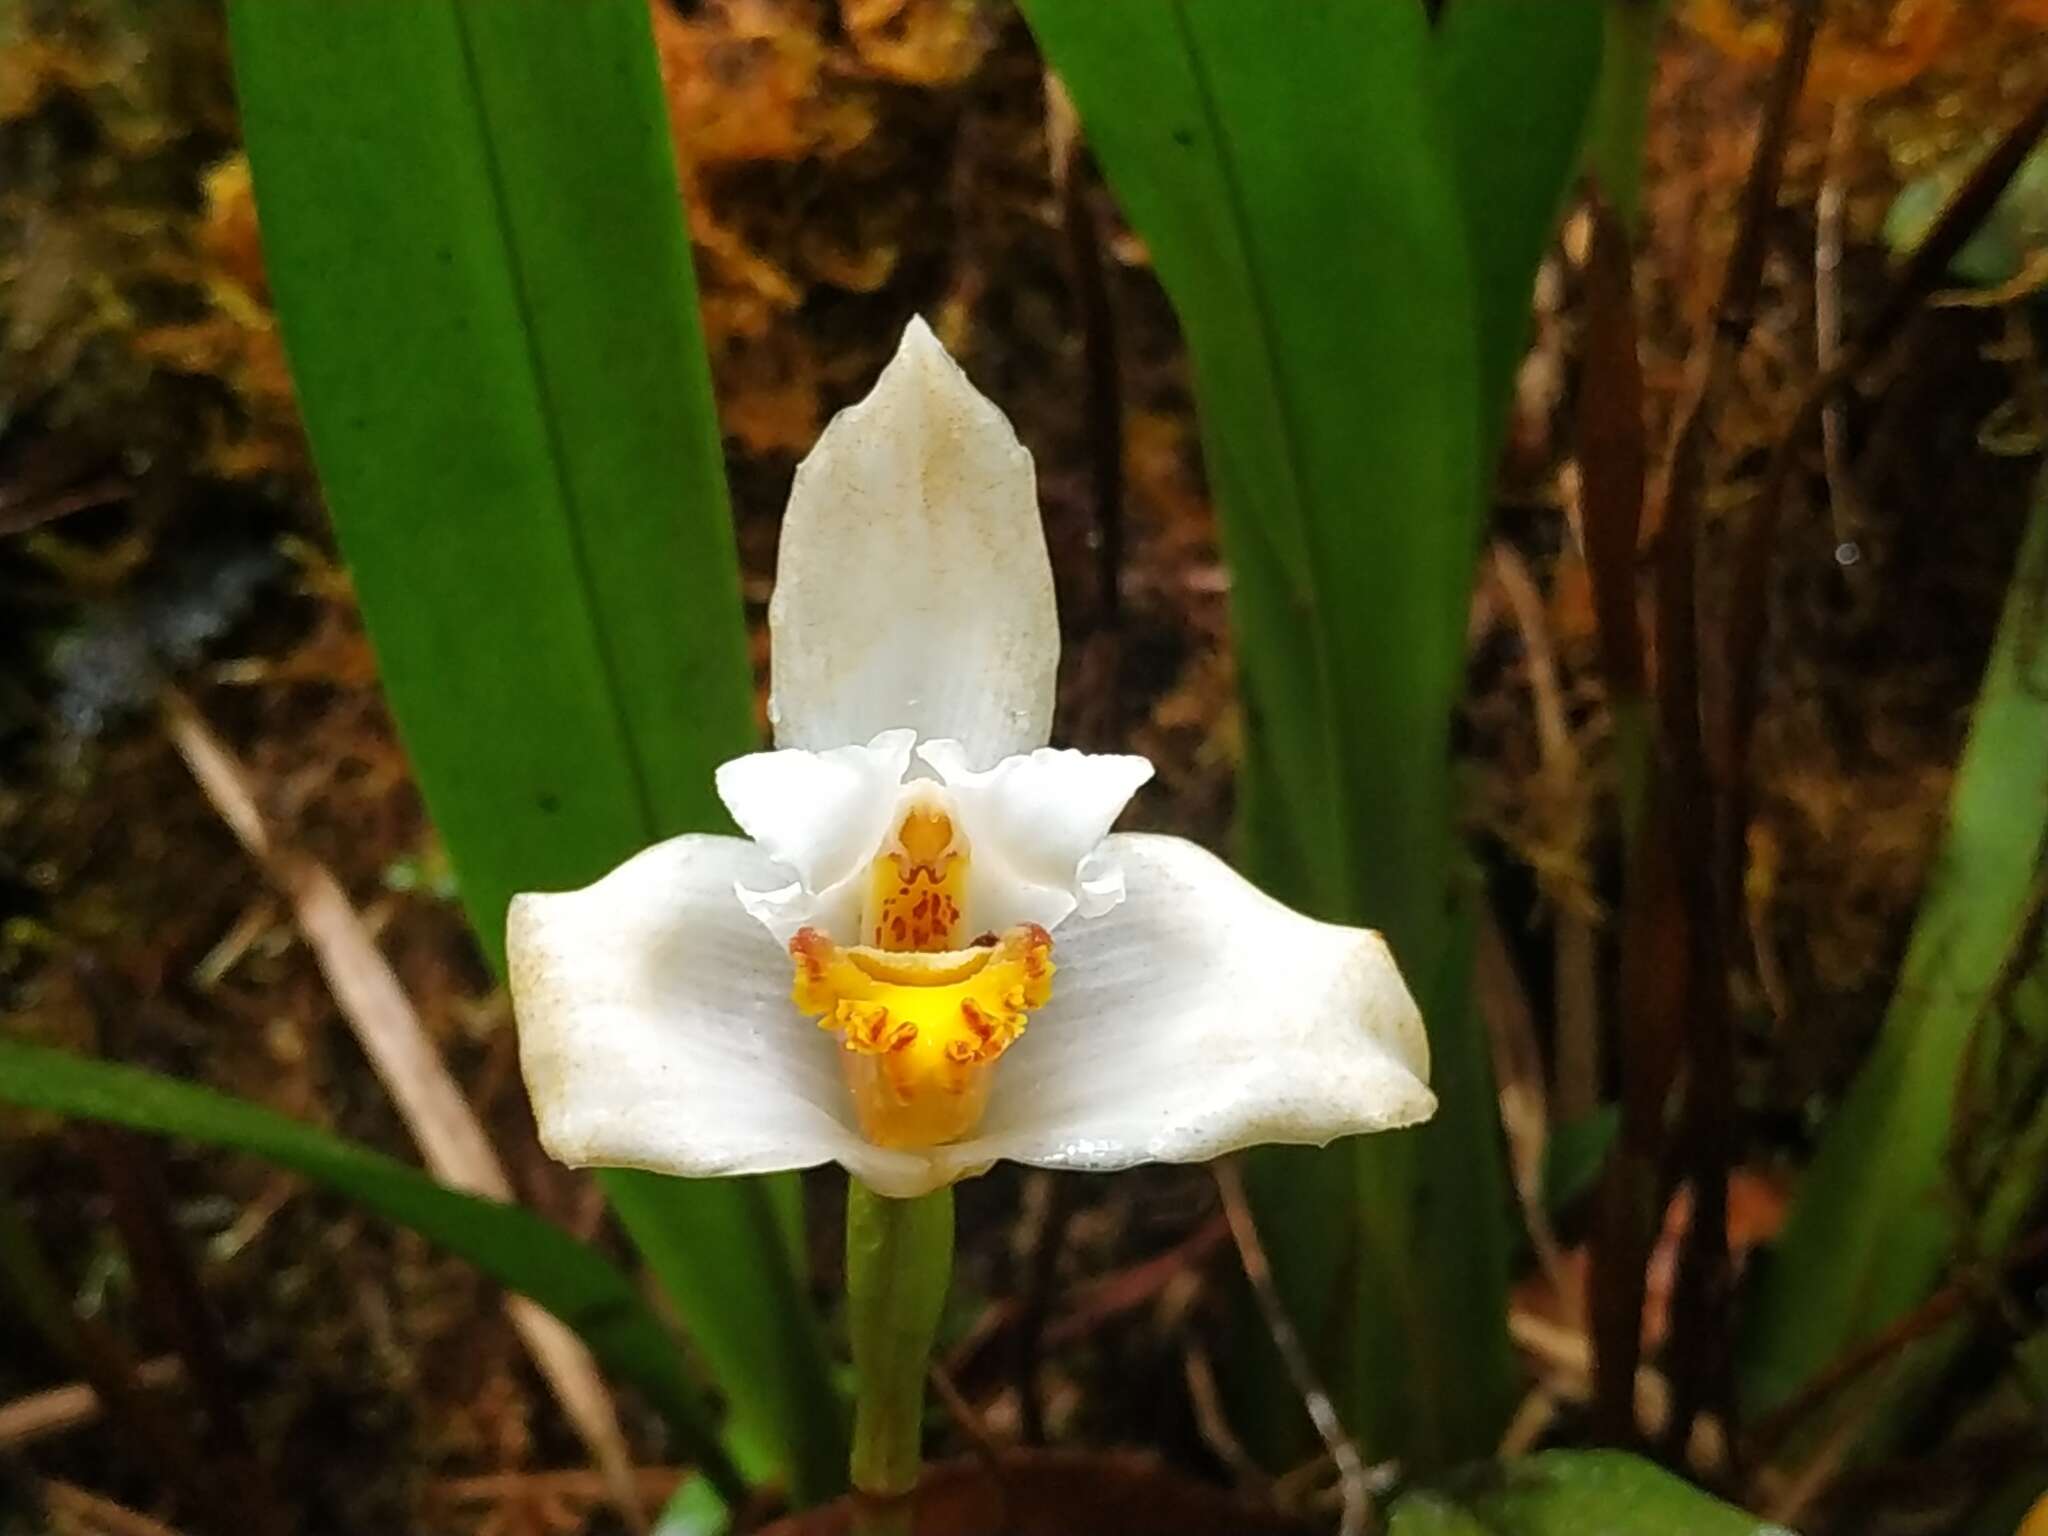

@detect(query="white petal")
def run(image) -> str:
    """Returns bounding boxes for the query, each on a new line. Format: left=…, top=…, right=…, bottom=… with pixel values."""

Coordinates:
left=919, top=740, right=1154, bottom=932
left=714, top=729, right=914, bottom=894
left=509, top=833, right=933, bottom=1194
left=767, top=318, right=1058, bottom=767
left=730, top=873, right=868, bottom=950
left=928, top=834, right=1435, bottom=1186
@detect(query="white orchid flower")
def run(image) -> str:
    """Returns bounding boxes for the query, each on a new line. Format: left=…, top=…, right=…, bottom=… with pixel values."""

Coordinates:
left=508, top=318, right=1435, bottom=1200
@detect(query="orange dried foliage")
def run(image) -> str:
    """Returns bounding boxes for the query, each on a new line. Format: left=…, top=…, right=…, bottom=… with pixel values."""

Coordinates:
left=1515, top=1171, right=1789, bottom=1351
left=0, top=33, right=125, bottom=121
left=130, top=156, right=302, bottom=481
left=652, top=0, right=872, bottom=167
left=648, top=0, right=985, bottom=456
left=1548, top=545, right=1601, bottom=654
left=842, top=0, right=989, bottom=86
left=1687, top=0, right=2044, bottom=102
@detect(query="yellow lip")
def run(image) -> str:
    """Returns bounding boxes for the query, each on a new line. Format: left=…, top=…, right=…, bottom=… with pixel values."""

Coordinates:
left=788, top=922, right=1055, bottom=1149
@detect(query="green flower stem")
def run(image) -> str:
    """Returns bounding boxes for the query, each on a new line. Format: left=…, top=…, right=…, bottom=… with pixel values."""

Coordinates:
left=845, top=1179, right=953, bottom=1530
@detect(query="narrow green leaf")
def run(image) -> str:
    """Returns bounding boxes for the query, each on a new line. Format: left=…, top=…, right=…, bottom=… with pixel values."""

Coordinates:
left=226, top=0, right=754, bottom=937
left=0, top=1039, right=746, bottom=1505
left=1387, top=1494, right=1495, bottom=1536
left=1884, top=145, right=2048, bottom=287
left=1740, top=463, right=2048, bottom=1414
left=225, top=0, right=843, bottom=1497
left=1390, top=1451, right=1791, bottom=1536
left=1437, top=0, right=1606, bottom=465
left=1021, top=0, right=1512, bottom=1467
left=603, top=1169, right=840, bottom=1494
left=1583, top=1, right=1671, bottom=230
left=656, top=1475, right=736, bottom=1536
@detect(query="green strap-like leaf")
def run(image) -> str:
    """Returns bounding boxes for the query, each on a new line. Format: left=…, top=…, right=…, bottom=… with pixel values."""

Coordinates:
left=225, top=0, right=843, bottom=1498
left=0, top=1040, right=745, bottom=1504
left=1741, top=459, right=2048, bottom=1415
left=225, top=0, right=754, bottom=934
left=1583, top=1, right=1673, bottom=231
left=1391, top=1451, right=1792, bottom=1535
left=1437, top=0, right=1606, bottom=466
left=1021, top=0, right=1511, bottom=1467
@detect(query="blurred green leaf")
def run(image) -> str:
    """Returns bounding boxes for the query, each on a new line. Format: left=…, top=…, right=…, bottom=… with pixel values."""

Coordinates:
left=1390, top=1451, right=1790, bottom=1535
left=1583, top=1, right=1671, bottom=230
left=1021, top=0, right=1512, bottom=1468
left=225, top=0, right=842, bottom=1499
left=1544, top=1105, right=1620, bottom=1217
left=1437, top=0, right=1606, bottom=463
left=1389, top=1494, right=1495, bottom=1536
left=0, top=1039, right=746, bottom=1506
left=1884, top=146, right=2048, bottom=288
left=1741, top=461, right=2048, bottom=1415
left=655, top=1475, right=735, bottom=1536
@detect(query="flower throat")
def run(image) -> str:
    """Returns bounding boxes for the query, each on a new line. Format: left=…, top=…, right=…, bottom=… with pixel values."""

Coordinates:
left=790, top=803, right=1054, bottom=1148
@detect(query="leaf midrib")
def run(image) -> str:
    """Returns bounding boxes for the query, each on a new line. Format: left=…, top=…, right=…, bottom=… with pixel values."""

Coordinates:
left=1169, top=1, right=1361, bottom=917
left=448, top=5, right=663, bottom=841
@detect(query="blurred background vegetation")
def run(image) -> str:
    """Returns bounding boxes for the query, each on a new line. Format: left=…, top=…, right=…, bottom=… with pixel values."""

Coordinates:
left=3, top=1, right=2048, bottom=1533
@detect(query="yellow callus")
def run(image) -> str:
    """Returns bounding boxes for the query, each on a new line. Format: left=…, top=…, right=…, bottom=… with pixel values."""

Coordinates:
left=790, top=922, right=1055, bottom=1148
left=861, top=801, right=970, bottom=952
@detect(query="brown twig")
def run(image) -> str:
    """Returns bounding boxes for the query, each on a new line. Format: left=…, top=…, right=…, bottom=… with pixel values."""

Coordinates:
left=41, top=1480, right=195, bottom=1536
left=1662, top=0, right=1826, bottom=1466
left=1473, top=897, right=1573, bottom=1304
left=1674, top=58, right=2048, bottom=1498
left=72, top=964, right=283, bottom=1535
left=751, top=1449, right=1312, bottom=1536
left=1183, top=1344, right=1270, bottom=1491
left=1575, top=191, right=1649, bottom=713
left=1758, top=1389, right=1885, bottom=1530
left=1214, top=1159, right=1372, bottom=1536
left=947, top=1214, right=1231, bottom=1387
left=159, top=689, right=649, bottom=1530
left=1866, top=87, right=2048, bottom=359
left=1594, top=0, right=1822, bottom=1447
left=1490, top=541, right=1601, bottom=1130
left=75, top=1128, right=285, bottom=1536
left=1010, top=1172, right=1076, bottom=1445
left=432, top=1468, right=687, bottom=1503
left=1722, top=79, right=2048, bottom=836
left=0, top=1359, right=181, bottom=1449
left=1815, top=99, right=1862, bottom=562
left=1044, top=1214, right=1229, bottom=1351
left=0, top=478, right=131, bottom=537
left=1048, top=75, right=1125, bottom=634
left=0, top=1183, right=226, bottom=1530
left=426, top=1467, right=691, bottom=1535
left=1591, top=780, right=1691, bottom=1440
left=1510, top=1308, right=1675, bottom=1436
left=928, top=1363, right=1008, bottom=1481
left=1668, top=0, right=1822, bottom=1460
left=1747, top=1224, right=2048, bottom=1457
left=1047, top=70, right=1128, bottom=750
left=1684, top=85, right=2048, bottom=1461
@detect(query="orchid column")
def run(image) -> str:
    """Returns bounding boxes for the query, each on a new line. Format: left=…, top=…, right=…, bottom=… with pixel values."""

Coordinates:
left=508, top=320, right=1437, bottom=1518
